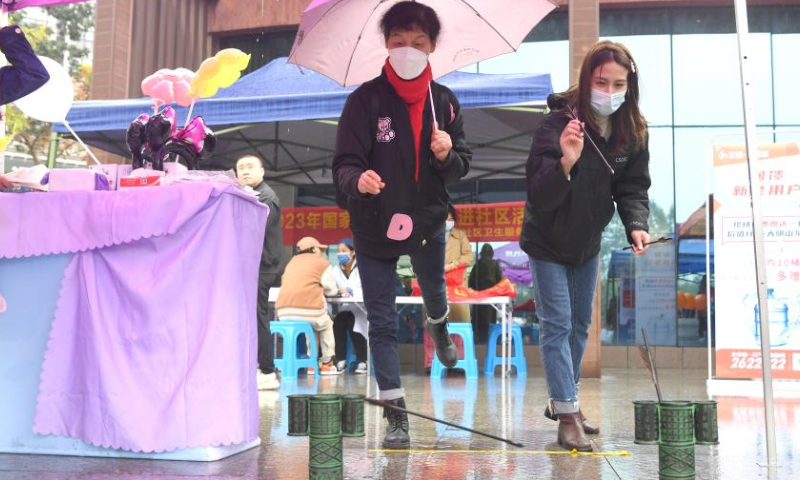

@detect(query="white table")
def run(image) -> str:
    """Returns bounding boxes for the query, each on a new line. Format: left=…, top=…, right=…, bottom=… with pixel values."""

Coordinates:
left=269, top=289, right=516, bottom=377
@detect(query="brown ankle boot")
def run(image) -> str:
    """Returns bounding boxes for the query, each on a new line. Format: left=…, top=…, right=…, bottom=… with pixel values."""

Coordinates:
left=557, top=412, right=592, bottom=451
left=579, top=410, right=600, bottom=435
left=545, top=406, right=600, bottom=435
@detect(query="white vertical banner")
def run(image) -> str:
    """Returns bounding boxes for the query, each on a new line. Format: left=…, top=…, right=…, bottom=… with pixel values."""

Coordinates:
left=713, top=142, right=800, bottom=380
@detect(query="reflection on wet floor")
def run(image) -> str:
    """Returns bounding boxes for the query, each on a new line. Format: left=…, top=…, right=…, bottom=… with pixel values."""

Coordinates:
left=1, top=368, right=797, bottom=479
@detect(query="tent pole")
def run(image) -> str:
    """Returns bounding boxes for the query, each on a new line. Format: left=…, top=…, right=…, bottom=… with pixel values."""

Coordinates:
left=47, top=131, right=60, bottom=169
left=273, top=121, right=280, bottom=171
left=733, top=0, right=778, bottom=468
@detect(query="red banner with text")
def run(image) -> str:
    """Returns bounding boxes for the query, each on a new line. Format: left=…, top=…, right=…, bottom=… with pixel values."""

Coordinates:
left=282, top=201, right=525, bottom=246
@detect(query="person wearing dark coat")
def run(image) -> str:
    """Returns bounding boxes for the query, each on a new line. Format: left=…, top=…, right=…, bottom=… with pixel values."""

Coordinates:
left=468, top=243, right=504, bottom=342
left=520, top=41, right=651, bottom=452
left=332, top=2, right=472, bottom=449
left=0, top=25, right=49, bottom=189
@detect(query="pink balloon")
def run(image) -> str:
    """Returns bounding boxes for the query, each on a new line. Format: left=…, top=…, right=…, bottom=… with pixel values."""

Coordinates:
left=141, top=73, right=164, bottom=96
left=161, top=69, right=182, bottom=83
left=173, top=68, right=195, bottom=83
left=173, top=80, right=195, bottom=107
left=386, top=213, right=413, bottom=241
left=150, top=80, right=175, bottom=106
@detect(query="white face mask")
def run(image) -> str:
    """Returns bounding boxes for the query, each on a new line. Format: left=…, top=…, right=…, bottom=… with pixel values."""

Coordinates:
left=388, top=46, right=429, bottom=80
left=590, top=89, right=626, bottom=117
left=445, top=220, right=455, bottom=232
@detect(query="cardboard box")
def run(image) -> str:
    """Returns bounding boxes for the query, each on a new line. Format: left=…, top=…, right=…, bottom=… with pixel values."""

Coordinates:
left=89, top=164, right=135, bottom=190
left=118, top=175, right=163, bottom=189
left=47, top=168, right=105, bottom=192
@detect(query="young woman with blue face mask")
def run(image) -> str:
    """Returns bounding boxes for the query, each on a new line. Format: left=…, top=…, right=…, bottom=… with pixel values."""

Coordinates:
left=332, top=239, right=369, bottom=375
left=520, top=41, right=651, bottom=452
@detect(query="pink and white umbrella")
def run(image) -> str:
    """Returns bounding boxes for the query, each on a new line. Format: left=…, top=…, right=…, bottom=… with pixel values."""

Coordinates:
left=1, top=0, right=91, bottom=11
left=288, top=0, right=558, bottom=87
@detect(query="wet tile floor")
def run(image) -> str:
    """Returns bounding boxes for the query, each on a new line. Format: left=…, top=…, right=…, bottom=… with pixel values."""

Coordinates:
left=0, top=368, right=797, bottom=479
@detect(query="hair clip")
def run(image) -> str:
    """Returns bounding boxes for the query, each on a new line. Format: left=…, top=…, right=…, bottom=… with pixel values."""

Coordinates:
left=630, top=60, right=637, bottom=74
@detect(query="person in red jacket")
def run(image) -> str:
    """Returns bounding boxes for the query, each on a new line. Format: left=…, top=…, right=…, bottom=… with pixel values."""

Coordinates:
left=332, top=1, right=472, bottom=449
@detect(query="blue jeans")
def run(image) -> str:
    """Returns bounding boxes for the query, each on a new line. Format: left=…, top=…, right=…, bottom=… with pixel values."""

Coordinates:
left=529, top=254, right=599, bottom=414
left=357, top=232, right=448, bottom=401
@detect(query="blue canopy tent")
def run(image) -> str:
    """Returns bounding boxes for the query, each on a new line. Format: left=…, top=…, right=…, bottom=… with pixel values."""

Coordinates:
left=53, top=57, right=552, bottom=188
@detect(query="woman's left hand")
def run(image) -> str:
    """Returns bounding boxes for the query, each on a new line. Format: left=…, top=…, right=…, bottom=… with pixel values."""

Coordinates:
left=630, top=230, right=651, bottom=255
left=431, top=122, right=452, bottom=162
left=0, top=174, right=12, bottom=190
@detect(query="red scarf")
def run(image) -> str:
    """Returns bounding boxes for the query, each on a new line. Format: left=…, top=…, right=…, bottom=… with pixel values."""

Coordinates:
left=385, top=58, right=433, bottom=183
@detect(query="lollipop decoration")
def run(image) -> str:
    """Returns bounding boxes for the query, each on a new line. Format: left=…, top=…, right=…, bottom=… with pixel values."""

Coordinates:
left=125, top=114, right=149, bottom=169
left=165, top=116, right=217, bottom=170
left=131, top=48, right=245, bottom=170
left=125, top=112, right=216, bottom=171
left=143, top=106, right=176, bottom=171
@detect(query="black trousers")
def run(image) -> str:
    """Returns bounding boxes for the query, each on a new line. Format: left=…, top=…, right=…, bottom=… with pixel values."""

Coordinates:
left=257, top=271, right=277, bottom=374
left=333, top=310, right=368, bottom=363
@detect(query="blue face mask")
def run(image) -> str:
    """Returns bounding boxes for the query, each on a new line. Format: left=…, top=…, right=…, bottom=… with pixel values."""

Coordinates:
left=337, top=253, right=351, bottom=265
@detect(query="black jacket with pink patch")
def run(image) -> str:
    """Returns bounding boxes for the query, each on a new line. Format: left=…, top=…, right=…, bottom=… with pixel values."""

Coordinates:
left=333, top=70, right=472, bottom=259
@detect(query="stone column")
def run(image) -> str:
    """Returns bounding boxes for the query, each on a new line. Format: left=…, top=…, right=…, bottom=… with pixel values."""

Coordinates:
left=569, top=0, right=602, bottom=378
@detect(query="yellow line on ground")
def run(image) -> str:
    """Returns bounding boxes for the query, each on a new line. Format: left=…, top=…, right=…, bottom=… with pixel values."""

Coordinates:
left=370, top=449, right=632, bottom=457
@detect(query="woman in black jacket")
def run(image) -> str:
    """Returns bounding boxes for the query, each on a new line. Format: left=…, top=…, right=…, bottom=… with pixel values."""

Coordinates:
left=332, top=1, right=472, bottom=449
left=520, top=41, right=651, bottom=451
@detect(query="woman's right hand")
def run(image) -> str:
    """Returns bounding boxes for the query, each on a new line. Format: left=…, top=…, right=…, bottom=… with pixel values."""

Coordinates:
left=559, top=119, right=585, bottom=176
left=357, top=169, right=385, bottom=195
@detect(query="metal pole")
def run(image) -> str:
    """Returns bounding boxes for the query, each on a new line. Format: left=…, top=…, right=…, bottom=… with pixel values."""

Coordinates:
left=47, top=131, right=60, bottom=169
left=733, top=0, right=778, bottom=468
left=705, top=145, right=713, bottom=383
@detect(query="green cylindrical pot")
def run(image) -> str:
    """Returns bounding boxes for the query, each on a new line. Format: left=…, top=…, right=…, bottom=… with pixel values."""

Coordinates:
left=309, top=466, right=343, bottom=480
left=287, top=394, right=311, bottom=436
left=341, top=394, right=365, bottom=437
left=309, top=435, right=343, bottom=469
left=659, top=401, right=695, bottom=446
left=309, top=394, right=342, bottom=437
left=694, top=400, right=719, bottom=445
left=658, top=443, right=696, bottom=479
left=633, top=400, right=660, bottom=445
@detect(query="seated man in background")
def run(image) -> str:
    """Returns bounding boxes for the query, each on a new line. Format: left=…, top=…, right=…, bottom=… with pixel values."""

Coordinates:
left=275, top=237, right=341, bottom=375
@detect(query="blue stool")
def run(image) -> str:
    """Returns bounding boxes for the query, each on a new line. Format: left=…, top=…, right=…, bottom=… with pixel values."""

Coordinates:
left=483, top=323, right=527, bottom=376
left=271, top=321, right=318, bottom=380
left=345, top=336, right=358, bottom=371
left=346, top=336, right=377, bottom=376
left=430, top=322, right=479, bottom=379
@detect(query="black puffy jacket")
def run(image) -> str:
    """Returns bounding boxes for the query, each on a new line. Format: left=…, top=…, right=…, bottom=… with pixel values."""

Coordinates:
left=0, top=26, right=49, bottom=106
left=519, top=94, right=651, bottom=266
left=333, top=70, right=472, bottom=259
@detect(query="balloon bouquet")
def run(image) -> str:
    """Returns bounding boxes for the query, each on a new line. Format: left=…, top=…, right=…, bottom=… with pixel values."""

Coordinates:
left=126, top=49, right=250, bottom=171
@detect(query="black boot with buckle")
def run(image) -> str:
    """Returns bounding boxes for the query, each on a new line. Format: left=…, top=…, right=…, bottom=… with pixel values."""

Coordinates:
left=425, top=316, right=458, bottom=368
left=383, top=397, right=410, bottom=449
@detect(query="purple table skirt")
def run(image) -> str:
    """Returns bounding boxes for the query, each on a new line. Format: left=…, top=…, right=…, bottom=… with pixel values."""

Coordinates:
left=0, top=183, right=268, bottom=453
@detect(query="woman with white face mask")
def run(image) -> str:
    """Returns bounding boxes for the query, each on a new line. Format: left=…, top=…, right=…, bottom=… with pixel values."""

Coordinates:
left=333, top=1, right=472, bottom=449
left=520, top=41, right=651, bottom=452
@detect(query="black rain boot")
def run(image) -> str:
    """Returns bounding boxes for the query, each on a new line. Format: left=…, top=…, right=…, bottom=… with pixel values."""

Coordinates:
left=425, top=318, right=458, bottom=368
left=382, top=398, right=410, bottom=449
